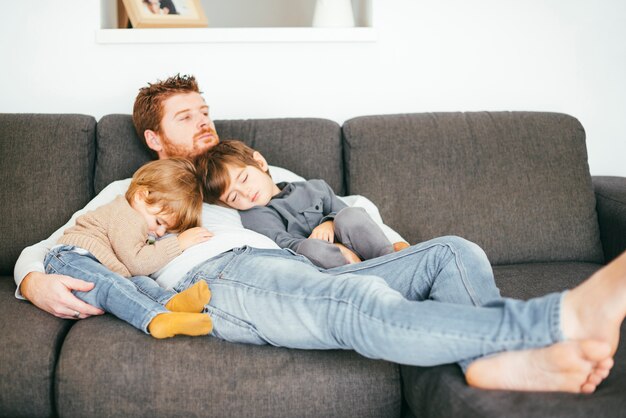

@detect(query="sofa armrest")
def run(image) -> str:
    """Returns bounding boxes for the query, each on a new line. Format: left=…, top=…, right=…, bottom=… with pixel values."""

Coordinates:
left=593, top=176, right=626, bottom=262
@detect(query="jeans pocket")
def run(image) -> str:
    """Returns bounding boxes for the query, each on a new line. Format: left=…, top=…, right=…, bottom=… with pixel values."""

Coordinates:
left=206, top=306, right=268, bottom=346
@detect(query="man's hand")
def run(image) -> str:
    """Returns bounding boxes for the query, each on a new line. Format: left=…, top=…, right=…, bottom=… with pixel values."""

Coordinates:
left=177, top=227, right=213, bottom=250
left=335, top=243, right=361, bottom=264
left=309, top=221, right=335, bottom=243
left=20, top=272, right=105, bottom=319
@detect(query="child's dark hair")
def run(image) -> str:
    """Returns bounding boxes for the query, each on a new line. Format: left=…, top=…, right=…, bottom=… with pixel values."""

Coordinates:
left=195, top=140, right=265, bottom=205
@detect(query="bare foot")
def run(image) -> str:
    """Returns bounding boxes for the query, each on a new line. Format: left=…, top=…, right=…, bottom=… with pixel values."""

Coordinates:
left=561, top=251, right=626, bottom=355
left=465, top=340, right=612, bottom=393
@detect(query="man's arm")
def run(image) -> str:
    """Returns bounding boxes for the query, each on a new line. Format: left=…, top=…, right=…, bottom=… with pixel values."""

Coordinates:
left=14, top=179, right=131, bottom=318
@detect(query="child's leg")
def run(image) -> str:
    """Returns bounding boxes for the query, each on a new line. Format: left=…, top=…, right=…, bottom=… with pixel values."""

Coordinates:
left=44, top=246, right=211, bottom=338
left=148, top=312, right=212, bottom=339
left=166, top=281, right=211, bottom=313
left=131, top=276, right=211, bottom=313
left=296, top=239, right=349, bottom=269
left=334, top=207, right=394, bottom=260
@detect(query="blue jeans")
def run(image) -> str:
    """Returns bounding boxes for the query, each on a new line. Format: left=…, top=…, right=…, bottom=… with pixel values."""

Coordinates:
left=44, top=246, right=175, bottom=333
left=174, top=236, right=564, bottom=367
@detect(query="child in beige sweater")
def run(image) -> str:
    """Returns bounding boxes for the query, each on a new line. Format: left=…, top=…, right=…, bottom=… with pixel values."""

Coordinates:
left=44, top=158, right=213, bottom=338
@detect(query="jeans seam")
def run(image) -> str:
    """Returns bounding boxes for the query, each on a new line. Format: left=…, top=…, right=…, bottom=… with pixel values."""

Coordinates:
left=326, top=242, right=448, bottom=274
left=446, top=242, right=481, bottom=306
left=209, top=279, right=540, bottom=346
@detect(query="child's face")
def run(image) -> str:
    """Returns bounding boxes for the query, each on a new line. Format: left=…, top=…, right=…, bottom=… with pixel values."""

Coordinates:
left=132, top=194, right=176, bottom=237
left=220, top=163, right=279, bottom=210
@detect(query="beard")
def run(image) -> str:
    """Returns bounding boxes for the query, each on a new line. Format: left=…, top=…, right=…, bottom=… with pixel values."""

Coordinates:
left=161, top=127, right=220, bottom=158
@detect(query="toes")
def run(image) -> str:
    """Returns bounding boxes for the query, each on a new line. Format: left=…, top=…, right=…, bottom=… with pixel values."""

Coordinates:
left=586, top=373, right=603, bottom=386
left=597, top=357, right=615, bottom=372
left=580, top=382, right=597, bottom=394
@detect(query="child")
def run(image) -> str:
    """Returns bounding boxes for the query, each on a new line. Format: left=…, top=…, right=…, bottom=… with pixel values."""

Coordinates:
left=43, top=158, right=214, bottom=339
left=197, top=140, right=395, bottom=269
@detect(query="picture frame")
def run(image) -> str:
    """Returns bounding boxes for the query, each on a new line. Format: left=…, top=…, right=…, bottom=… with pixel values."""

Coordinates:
left=121, top=0, right=208, bottom=28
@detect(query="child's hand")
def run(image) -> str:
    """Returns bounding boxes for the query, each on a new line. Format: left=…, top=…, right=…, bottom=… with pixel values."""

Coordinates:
left=177, top=227, right=213, bottom=251
left=309, top=220, right=335, bottom=243
left=393, top=241, right=410, bottom=252
left=335, top=243, right=361, bottom=264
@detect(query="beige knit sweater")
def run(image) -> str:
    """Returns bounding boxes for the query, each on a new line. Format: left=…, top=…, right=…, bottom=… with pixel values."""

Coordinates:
left=58, top=195, right=182, bottom=277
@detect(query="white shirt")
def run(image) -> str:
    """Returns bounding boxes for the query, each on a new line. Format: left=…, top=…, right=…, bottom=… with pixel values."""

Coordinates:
left=13, top=166, right=405, bottom=296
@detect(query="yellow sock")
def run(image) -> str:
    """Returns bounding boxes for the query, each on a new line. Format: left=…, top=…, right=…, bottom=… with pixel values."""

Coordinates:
left=165, top=280, right=211, bottom=313
left=147, top=312, right=212, bottom=339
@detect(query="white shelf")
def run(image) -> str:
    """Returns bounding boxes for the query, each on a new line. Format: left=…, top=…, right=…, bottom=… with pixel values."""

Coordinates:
left=96, top=27, right=377, bottom=44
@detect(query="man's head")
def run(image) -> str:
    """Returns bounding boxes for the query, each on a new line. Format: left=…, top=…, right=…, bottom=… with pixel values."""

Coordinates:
left=133, top=74, right=219, bottom=159
left=126, top=158, right=204, bottom=235
left=196, top=140, right=279, bottom=211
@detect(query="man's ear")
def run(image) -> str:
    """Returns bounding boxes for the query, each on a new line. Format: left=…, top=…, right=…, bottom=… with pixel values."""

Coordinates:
left=144, top=130, right=163, bottom=153
left=252, top=151, right=269, bottom=172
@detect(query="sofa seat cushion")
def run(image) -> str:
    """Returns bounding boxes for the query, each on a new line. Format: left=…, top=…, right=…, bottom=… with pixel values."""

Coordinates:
left=56, top=315, right=400, bottom=418
left=400, top=261, right=626, bottom=418
left=342, top=112, right=604, bottom=265
left=95, top=115, right=344, bottom=195
left=0, top=279, right=74, bottom=417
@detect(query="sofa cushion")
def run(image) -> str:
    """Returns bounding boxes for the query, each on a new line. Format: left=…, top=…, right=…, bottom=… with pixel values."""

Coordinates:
left=342, top=112, right=604, bottom=265
left=95, top=115, right=344, bottom=195
left=56, top=315, right=400, bottom=418
left=400, top=261, right=626, bottom=418
left=0, top=113, right=96, bottom=274
left=0, top=279, right=73, bottom=417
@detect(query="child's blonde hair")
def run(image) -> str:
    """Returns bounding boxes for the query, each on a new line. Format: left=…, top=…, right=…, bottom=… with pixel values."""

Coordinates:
left=195, top=140, right=266, bottom=205
left=125, top=158, right=203, bottom=232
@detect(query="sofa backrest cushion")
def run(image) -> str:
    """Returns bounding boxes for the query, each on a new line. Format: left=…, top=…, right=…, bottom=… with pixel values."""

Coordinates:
left=0, top=114, right=96, bottom=275
left=343, top=112, right=604, bottom=265
left=95, top=115, right=344, bottom=195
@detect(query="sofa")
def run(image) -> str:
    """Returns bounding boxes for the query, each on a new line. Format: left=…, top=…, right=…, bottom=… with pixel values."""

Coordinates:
left=1, top=111, right=625, bottom=418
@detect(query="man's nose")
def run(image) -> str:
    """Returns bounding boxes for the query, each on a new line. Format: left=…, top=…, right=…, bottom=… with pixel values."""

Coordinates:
left=197, top=113, right=209, bottom=128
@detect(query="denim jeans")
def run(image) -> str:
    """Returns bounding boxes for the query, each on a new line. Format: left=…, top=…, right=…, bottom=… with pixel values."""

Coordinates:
left=174, top=236, right=564, bottom=367
left=44, top=245, right=174, bottom=333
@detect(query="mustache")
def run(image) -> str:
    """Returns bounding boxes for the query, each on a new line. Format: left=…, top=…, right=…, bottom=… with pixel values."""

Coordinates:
left=194, top=128, right=217, bottom=141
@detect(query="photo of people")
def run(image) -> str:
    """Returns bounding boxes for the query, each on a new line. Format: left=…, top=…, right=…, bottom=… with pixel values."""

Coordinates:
left=122, top=0, right=207, bottom=27
left=142, top=0, right=178, bottom=15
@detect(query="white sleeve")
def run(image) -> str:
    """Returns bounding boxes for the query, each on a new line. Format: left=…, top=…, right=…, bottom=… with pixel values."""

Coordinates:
left=338, top=195, right=406, bottom=244
left=268, top=165, right=407, bottom=245
left=13, top=179, right=132, bottom=299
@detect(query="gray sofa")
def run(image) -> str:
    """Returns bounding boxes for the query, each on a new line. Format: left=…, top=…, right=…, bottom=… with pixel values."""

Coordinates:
left=1, top=111, right=625, bottom=417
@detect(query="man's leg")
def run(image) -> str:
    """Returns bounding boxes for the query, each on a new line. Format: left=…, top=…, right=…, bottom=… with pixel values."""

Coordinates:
left=327, top=236, right=500, bottom=305
left=464, top=251, right=626, bottom=392
left=178, top=247, right=562, bottom=365
left=328, top=235, right=501, bottom=370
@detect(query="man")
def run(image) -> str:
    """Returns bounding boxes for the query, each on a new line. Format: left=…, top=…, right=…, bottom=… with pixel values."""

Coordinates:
left=14, top=74, right=624, bottom=393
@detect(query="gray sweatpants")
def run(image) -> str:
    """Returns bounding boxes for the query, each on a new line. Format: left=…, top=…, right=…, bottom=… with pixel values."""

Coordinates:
left=297, top=207, right=394, bottom=269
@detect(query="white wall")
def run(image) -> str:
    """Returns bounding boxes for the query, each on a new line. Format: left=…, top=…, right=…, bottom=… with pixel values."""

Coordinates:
left=1, top=0, right=625, bottom=176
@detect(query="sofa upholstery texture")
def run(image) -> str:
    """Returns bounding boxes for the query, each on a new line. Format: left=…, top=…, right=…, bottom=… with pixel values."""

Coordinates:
left=1, top=111, right=625, bottom=417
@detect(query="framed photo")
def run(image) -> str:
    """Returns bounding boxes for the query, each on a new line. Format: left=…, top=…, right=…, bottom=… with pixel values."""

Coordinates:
left=121, top=0, right=208, bottom=28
